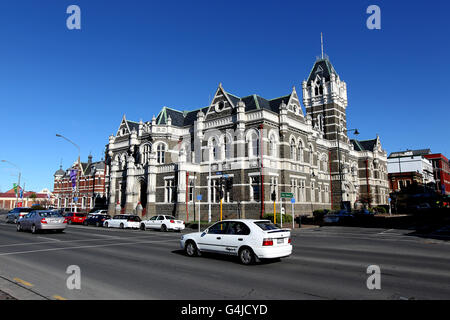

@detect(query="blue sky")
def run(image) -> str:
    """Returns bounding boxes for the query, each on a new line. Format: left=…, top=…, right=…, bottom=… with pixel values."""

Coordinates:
left=0, top=0, right=448, bottom=192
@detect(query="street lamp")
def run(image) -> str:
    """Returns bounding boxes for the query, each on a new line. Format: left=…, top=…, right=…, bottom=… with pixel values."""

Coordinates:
left=336, top=128, right=359, bottom=210
left=56, top=134, right=81, bottom=213
left=1, top=160, right=22, bottom=207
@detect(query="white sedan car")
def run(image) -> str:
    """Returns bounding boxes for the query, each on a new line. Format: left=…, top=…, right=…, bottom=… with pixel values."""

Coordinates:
left=103, top=214, right=141, bottom=229
left=180, top=219, right=292, bottom=265
left=140, top=215, right=185, bottom=232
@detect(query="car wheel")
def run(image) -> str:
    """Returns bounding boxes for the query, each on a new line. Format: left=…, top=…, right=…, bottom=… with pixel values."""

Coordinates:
left=104, top=222, right=109, bottom=228
left=140, top=223, right=146, bottom=231
left=239, top=247, right=255, bottom=265
left=13, top=218, right=17, bottom=224
left=120, top=223, right=124, bottom=229
left=31, top=225, right=37, bottom=234
left=67, top=220, right=72, bottom=225
left=161, top=224, right=167, bottom=232
left=16, top=223, right=22, bottom=232
left=185, top=241, right=198, bottom=257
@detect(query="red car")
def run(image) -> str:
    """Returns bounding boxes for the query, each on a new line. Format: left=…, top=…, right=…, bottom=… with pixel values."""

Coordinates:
left=64, top=212, right=87, bottom=225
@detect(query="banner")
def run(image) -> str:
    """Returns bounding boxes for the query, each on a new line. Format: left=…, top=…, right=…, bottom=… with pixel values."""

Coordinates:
left=70, top=169, right=78, bottom=191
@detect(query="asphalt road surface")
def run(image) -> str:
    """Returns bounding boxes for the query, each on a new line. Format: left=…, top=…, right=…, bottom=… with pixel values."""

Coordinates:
left=0, top=217, right=449, bottom=300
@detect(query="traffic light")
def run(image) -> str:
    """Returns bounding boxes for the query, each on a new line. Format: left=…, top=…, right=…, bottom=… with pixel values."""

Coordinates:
left=225, top=177, right=233, bottom=191
left=271, top=190, right=276, bottom=201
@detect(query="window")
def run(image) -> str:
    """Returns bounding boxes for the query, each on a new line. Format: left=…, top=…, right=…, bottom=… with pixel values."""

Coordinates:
left=247, top=132, right=259, bottom=158
left=165, top=179, right=175, bottom=203
left=142, top=144, right=152, bottom=164
left=157, top=144, right=166, bottom=164
left=224, top=136, right=232, bottom=159
left=290, top=139, right=296, bottom=160
left=297, top=142, right=304, bottom=162
left=254, top=221, right=280, bottom=231
left=208, top=221, right=228, bottom=234
left=311, top=181, right=315, bottom=202
left=226, top=222, right=250, bottom=235
left=269, top=134, right=276, bottom=157
left=250, top=176, right=260, bottom=202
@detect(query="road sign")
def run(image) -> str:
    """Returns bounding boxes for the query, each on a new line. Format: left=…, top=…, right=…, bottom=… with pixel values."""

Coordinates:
left=223, top=174, right=229, bottom=178
left=291, top=198, right=295, bottom=204
left=197, top=195, right=202, bottom=201
left=281, top=192, right=293, bottom=198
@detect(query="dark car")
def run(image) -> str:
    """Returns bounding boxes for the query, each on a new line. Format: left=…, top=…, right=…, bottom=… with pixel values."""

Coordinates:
left=323, top=210, right=354, bottom=225
left=83, top=214, right=111, bottom=227
left=6, top=207, right=33, bottom=224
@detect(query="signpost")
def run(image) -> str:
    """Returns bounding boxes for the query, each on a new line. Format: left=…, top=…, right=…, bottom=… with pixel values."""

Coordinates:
left=280, top=193, right=293, bottom=228
left=291, top=197, right=295, bottom=229
left=197, top=194, right=202, bottom=232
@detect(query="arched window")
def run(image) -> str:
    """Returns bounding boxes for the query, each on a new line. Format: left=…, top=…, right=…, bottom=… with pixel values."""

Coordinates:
left=142, top=144, right=152, bottom=164
left=156, top=144, right=166, bottom=164
left=224, top=135, right=232, bottom=159
left=269, top=134, right=276, bottom=157
left=247, top=131, right=259, bottom=158
left=309, top=144, right=314, bottom=165
left=209, top=138, right=219, bottom=161
left=290, top=139, right=296, bottom=160
left=297, top=141, right=304, bottom=162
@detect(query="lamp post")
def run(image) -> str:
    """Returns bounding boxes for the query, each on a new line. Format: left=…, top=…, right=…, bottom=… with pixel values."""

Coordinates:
left=56, top=134, right=81, bottom=213
left=336, top=128, right=359, bottom=210
left=1, top=160, right=21, bottom=207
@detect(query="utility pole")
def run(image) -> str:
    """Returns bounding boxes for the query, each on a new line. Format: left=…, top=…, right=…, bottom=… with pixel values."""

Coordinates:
left=1, top=160, right=21, bottom=208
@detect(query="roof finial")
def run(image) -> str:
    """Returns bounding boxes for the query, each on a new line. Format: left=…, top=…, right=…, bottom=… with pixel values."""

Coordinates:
left=321, top=32, right=324, bottom=59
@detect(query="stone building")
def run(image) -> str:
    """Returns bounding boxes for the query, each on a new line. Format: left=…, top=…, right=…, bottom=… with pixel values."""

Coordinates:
left=105, top=56, right=389, bottom=220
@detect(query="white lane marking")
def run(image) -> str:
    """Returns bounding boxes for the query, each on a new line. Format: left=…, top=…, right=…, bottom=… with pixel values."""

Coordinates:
left=37, top=236, right=62, bottom=242
left=0, top=238, right=180, bottom=256
left=0, top=233, right=180, bottom=248
left=378, top=229, right=395, bottom=235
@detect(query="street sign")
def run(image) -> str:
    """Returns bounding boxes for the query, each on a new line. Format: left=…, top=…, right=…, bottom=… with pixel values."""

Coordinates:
left=223, top=174, right=229, bottom=178
left=281, top=192, right=293, bottom=198
left=74, top=197, right=78, bottom=202
left=197, top=195, right=202, bottom=201
left=291, top=198, right=295, bottom=204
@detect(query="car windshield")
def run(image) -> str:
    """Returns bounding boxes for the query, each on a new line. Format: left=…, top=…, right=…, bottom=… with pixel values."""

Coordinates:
left=165, top=216, right=176, bottom=220
left=254, top=221, right=280, bottom=231
left=75, top=214, right=86, bottom=217
left=39, top=212, right=62, bottom=218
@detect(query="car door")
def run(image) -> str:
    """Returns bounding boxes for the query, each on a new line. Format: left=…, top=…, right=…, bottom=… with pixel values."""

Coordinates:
left=146, top=216, right=157, bottom=229
left=198, top=221, right=229, bottom=253
left=154, top=215, right=164, bottom=229
left=21, top=212, right=33, bottom=230
left=220, top=222, right=251, bottom=255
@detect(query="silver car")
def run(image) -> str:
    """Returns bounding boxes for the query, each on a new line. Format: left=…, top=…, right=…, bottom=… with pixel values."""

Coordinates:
left=17, top=210, right=67, bottom=234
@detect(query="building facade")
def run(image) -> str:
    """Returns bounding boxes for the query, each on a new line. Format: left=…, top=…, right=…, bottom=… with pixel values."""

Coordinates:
left=105, top=57, right=389, bottom=220
left=0, top=187, right=53, bottom=210
left=423, top=153, right=450, bottom=195
left=387, top=149, right=435, bottom=192
left=53, top=155, right=107, bottom=212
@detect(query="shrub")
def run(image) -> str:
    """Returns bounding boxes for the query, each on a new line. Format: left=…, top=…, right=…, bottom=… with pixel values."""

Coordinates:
left=374, top=206, right=387, bottom=214
left=263, top=213, right=292, bottom=223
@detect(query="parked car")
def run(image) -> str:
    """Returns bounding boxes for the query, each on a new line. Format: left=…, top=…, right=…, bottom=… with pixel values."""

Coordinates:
left=83, top=214, right=111, bottom=227
left=140, top=215, right=185, bottom=232
left=89, top=209, right=108, bottom=215
left=180, top=219, right=292, bottom=265
left=6, top=207, right=33, bottom=224
left=17, top=210, right=67, bottom=234
left=64, top=212, right=87, bottom=225
left=323, top=211, right=354, bottom=225
left=103, top=215, right=141, bottom=229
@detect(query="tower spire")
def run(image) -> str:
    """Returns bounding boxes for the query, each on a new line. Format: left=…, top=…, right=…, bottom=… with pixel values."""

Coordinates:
left=321, top=32, right=324, bottom=59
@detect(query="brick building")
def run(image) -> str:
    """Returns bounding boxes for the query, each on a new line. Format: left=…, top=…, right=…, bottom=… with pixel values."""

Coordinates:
left=53, top=155, right=107, bottom=212
left=105, top=55, right=389, bottom=220
left=424, top=153, right=450, bottom=195
left=0, top=187, right=53, bottom=210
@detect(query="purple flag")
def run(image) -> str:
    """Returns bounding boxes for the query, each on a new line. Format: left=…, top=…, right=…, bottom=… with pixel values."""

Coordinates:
left=70, top=169, right=77, bottom=190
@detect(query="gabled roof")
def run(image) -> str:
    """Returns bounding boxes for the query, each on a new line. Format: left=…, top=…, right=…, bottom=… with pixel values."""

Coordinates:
left=351, top=139, right=378, bottom=152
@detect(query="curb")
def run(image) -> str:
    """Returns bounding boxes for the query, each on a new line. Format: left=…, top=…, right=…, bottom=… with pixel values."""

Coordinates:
left=0, top=276, right=47, bottom=300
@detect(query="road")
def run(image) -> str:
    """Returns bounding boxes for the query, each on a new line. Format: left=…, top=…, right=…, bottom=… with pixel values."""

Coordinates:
left=0, top=217, right=449, bottom=300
